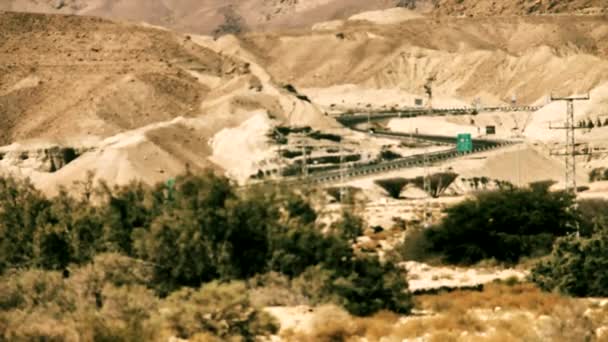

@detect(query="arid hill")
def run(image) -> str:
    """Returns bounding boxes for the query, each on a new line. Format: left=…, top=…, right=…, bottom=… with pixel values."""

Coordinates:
left=240, top=13, right=608, bottom=105
left=1, top=0, right=400, bottom=34
left=3, top=0, right=607, bottom=35
left=0, top=11, right=326, bottom=191
left=432, top=0, right=607, bottom=16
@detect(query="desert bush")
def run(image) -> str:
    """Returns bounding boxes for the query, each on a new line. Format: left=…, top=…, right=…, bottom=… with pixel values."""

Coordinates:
left=425, top=187, right=576, bottom=264
left=332, top=257, right=413, bottom=316
left=390, top=226, right=436, bottom=263
left=331, top=210, right=364, bottom=242
left=380, top=150, right=402, bottom=161
left=0, top=177, right=51, bottom=272
left=589, top=167, right=608, bottom=182
left=291, top=265, right=342, bottom=306
left=0, top=171, right=413, bottom=319
left=416, top=282, right=571, bottom=315
left=0, top=269, right=75, bottom=312
left=247, top=272, right=308, bottom=307
left=308, top=131, right=342, bottom=142
left=162, top=281, right=278, bottom=341
left=577, top=198, right=608, bottom=236
left=281, top=305, right=358, bottom=342
left=530, top=227, right=608, bottom=297
left=84, top=284, right=160, bottom=341
left=267, top=225, right=352, bottom=277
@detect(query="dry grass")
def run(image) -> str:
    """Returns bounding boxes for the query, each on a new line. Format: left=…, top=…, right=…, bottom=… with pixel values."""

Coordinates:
left=416, top=282, right=571, bottom=316
left=282, top=283, right=608, bottom=341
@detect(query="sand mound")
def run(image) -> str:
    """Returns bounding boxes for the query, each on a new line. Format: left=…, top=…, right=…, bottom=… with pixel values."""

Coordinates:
left=209, top=112, right=274, bottom=184
left=348, top=8, right=424, bottom=25
left=453, top=144, right=587, bottom=189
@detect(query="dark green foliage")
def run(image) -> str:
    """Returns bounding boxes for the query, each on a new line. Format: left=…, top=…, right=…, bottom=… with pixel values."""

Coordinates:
left=310, top=154, right=361, bottom=164
left=267, top=226, right=352, bottom=277
left=332, top=258, right=413, bottom=316
left=0, top=177, right=51, bottom=272
left=577, top=198, right=608, bottom=236
left=0, top=171, right=413, bottom=320
left=589, top=167, right=608, bottom=182
left=390, top=227, right=435, bottom=263
left=332, top=211, right=364, bottom=242
left=425, top=186, right=577, bottom=264
left=530, top=228, right=608, bottom=297
left=308, top=131, right=342, bottom=142
left=281, top=149, right=303, bottom=158
left=380, top=150, right=402, bottom=161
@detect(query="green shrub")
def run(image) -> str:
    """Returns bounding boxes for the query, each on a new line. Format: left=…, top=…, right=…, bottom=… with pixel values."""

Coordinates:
left=390, top=226, right=436, bottom=263
left=332, top=257, right=413, bottom=316
left=530, top=228, right=608, bottom=297
left=247, top=272, right=308, bottom=307
left=331, top=211, right=364, bottom=242
left=425, top=187, right=577, bottom=264
left=576, top=198, right=608, bottom=236
left=0, top=177, right=51, bottom=273
left=0, top=171, right=413, bottom=319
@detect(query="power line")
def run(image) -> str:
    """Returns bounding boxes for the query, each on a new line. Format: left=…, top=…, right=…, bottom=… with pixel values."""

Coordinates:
left=549, top=93, right=590, bottom=195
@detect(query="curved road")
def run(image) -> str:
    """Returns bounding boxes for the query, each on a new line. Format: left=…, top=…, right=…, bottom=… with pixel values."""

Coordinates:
left=283, top=106, right=535, bottom=184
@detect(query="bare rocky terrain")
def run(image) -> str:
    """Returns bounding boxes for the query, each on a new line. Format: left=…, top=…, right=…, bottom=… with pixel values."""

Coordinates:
left=2, top=7, right=608, bottom=195
left=2, top=3, right=608, bottom=342
left=3, top=0, right=606, bottom=35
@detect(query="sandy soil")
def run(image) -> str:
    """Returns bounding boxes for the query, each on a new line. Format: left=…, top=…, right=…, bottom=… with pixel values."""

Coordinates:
left=241, top=15, right=608, bottom=105
left=403, top=261, right=527, bottom=292
left=0, top=12, right=328, bottom=191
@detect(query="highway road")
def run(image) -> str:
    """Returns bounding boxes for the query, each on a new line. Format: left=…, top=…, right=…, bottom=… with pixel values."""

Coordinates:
left=277, top=105, right=536, bottom=184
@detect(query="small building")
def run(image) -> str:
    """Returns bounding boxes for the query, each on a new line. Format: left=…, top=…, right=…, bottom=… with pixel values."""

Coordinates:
left=486, top=126, right=496, bottom=135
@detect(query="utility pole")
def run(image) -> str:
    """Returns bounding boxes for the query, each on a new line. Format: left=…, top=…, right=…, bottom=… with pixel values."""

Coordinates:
left=549, top=93, right=590, bottom=195
left=339, top=143, right=346, bottom=204
left=423, top=148, right=431, bottom=228
left=301, top=144, right=308, bottom=177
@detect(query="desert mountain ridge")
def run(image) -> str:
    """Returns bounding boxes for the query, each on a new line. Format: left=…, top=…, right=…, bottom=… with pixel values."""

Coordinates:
left=2, top=7, right=608, bottom=194
left=1, top=0, right=606, bottom=35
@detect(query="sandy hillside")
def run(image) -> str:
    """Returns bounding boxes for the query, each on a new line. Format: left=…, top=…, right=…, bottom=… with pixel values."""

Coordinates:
left=4, top=1, right=606, bottom=35
left=241, top=14, right=608, bottom=107
left=432, top=0, right=608, bottom=16
left=1, top=0, right=401, bottom=34
left=0, top=12, right=327, bottom=191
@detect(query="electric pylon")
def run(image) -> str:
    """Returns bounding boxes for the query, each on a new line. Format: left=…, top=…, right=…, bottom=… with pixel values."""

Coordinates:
left=549, top=93, right=590, bottom=194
